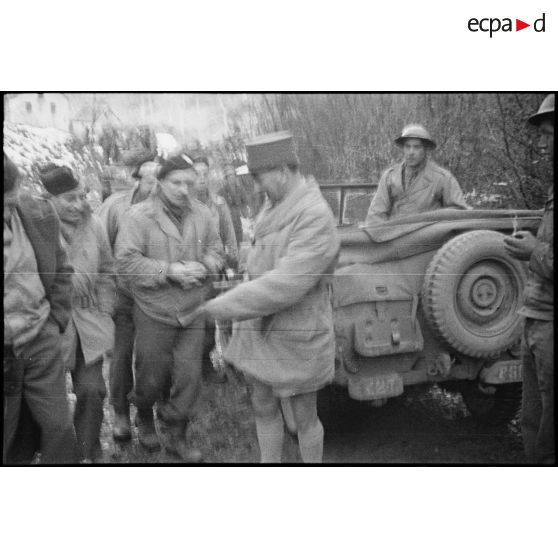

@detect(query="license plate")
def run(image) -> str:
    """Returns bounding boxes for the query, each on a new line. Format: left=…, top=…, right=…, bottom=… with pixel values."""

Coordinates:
left=348, top=373, right=404, bottom=401
left=480, top=360, right=523, bottom=384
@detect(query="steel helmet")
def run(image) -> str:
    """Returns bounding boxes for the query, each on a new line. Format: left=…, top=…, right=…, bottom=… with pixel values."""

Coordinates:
left=394, top=124, right=436, bottom=149
left=527, top=94, right=555, bottom=126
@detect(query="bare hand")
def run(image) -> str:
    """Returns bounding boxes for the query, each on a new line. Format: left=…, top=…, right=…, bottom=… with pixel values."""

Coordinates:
left=179, top=261, right=208, bottom=280
left=503, top=231, right=537, bottom=261
left=167, top=262, right=207, bottom=289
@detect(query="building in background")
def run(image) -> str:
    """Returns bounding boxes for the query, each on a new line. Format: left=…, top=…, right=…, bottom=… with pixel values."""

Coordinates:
left=4, top=93, right=72, bottom=132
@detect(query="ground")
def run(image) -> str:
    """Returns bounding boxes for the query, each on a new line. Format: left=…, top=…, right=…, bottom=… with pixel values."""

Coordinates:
left=95, top=360, right=524, bottom=465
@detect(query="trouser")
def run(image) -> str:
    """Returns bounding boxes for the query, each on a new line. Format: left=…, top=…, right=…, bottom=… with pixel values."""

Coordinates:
left=3, top=318, right=79, bottom=464
left=521, top=318, right=554, bottom=464
left=72, top=338, right=107, bottom=461
left=132, top=307, right=205, bottom=426
left=109, top=289, right=135, bottom=415
left=201, top=319, right=216, bottom=373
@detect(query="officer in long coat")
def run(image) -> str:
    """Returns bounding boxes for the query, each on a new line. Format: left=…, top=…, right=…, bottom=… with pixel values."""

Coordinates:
left=40, top=165, right=115, bottom=462
left=365, top=124, right=469, bottom=226
left=504, top=94, right=554, bottom=464
left=202, top=132, right=340, bottom=463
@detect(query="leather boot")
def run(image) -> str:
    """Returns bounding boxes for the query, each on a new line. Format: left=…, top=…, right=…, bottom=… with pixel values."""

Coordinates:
left=112, top=411, right=132, bottom=442
left=159, top=420, right=202, bottom=463
left=135, top=409, right=161, bottom=452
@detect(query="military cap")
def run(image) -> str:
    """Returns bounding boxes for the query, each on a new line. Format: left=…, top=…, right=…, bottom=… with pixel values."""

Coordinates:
left=528, top=94, right=555, bottom=126
left=193, top=155, right=210, bottom=167
left=395, top=124, right=436, bottom=149
left=4, top=151, right=20, bottom=192
left=39, top=164, right=79, bottom=195
left=245, top=131, right=299, bottom=173
left=157, top=153, right=195, bottom=179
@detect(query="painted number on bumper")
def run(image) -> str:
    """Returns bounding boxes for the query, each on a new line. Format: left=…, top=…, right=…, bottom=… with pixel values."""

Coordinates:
left=348, top=373, right=404, bottom=400
left=480, top=360, right=523, bottom=384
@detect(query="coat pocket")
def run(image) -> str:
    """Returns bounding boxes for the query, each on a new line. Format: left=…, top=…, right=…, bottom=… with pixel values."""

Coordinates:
left=264, top=304, right=322, bottom=344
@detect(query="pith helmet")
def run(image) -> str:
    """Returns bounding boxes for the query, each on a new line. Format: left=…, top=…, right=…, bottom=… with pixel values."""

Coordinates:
left=395, top=124, right=436, bottom=149
left=527, top=94, right=555, bottom=126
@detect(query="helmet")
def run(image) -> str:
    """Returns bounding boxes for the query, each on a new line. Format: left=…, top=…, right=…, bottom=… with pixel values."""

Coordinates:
left=394, top=124, right=436, bottom=149
left=527, top=94, right=555, bottom=126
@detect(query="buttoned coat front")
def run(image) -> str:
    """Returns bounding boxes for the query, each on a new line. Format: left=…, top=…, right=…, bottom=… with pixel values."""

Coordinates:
left=205, top=178, right=340, bottom=397
left=115, top=194, right=224, bottom=327
left=59, top=213, right=116, bottom=368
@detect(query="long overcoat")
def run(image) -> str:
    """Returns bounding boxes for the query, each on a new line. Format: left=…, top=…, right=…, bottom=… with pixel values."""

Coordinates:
left=60, top=213, right=115, bottom=368
left=205, top=177, right=340, bottom=397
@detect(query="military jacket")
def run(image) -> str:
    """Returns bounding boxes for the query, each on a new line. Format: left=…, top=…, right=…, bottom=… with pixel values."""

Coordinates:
left=519, top=188, right=553, bottom=320
left=366, top=159, right=468, bottom=226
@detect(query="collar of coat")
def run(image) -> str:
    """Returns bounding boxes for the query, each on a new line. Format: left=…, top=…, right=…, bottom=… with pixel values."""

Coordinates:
left=254, top=176, right=323, bottom=238
left=138, top=192, right=203, bottom=241
left=396, top=159, right=436, bottom=185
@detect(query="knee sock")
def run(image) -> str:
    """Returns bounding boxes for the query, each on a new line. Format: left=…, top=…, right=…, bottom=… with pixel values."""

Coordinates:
left=298, top=419, right=324, bottom=463
left=255, top=413, right=284, bottom=463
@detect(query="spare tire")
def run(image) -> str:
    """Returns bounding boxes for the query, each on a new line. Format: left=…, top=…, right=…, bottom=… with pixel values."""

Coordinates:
left=422, top=230, right=527, bottom=358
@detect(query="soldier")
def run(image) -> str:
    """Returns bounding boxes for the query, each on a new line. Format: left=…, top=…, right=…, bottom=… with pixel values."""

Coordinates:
left=192, top=156, right=238, bottom=268
left=202, top=132, right=340, bottom=463
left=220, top=161, right=252, bottom=248
left=504, top=94, right=554, bottom=464
left=97, top=155, right=158, bottom=442
left=192, top=155, right=238, bottom=383
left=115, top=154, right=223, bottom=462
left=40, top=165, right=116, bottom=463
left=4, top=153, right=78, bottom=464
left=365, top=124, right=469, bottom=226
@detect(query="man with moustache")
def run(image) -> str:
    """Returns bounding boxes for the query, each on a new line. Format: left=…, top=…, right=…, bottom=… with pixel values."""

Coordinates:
left=115, top=154, right=223, bottom=461
left=201, top=132, right=340, bottom=463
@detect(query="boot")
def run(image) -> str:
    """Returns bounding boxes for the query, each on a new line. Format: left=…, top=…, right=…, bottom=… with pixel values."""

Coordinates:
left=112, top=411, right=132, bottom=442
left=159, top=420, right=202, bottom=463
left=135, top=410, right=161, bottom=452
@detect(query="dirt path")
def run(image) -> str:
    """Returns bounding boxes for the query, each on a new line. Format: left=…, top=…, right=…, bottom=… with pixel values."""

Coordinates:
left=97, top=362, right=524, bottom=464
left=321, top=388, right=524, bottom=464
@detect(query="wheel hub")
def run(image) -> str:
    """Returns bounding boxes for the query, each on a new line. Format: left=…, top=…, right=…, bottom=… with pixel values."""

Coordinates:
left=471, top=277, right=498, bottom=308
left=457, top=263, right=508, bottom=325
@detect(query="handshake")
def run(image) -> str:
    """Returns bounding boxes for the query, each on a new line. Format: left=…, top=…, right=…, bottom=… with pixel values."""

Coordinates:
left=167, top=261, right=209, bottom=290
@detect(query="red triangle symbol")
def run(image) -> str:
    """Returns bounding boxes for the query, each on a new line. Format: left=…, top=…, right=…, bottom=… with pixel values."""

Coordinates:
left=516, top=19, right=530, bottom=31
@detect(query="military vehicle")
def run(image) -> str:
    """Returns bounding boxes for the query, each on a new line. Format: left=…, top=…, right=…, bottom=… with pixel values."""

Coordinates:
left=217, top=183, right=541, bottom=425
left=323, top=182, right=542, bottom=424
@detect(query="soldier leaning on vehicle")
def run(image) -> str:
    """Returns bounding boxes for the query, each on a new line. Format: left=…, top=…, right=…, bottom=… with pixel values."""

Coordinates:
left=365, top=124, right=469, bottom=226
left=504, top=94, right=554, bottom=465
